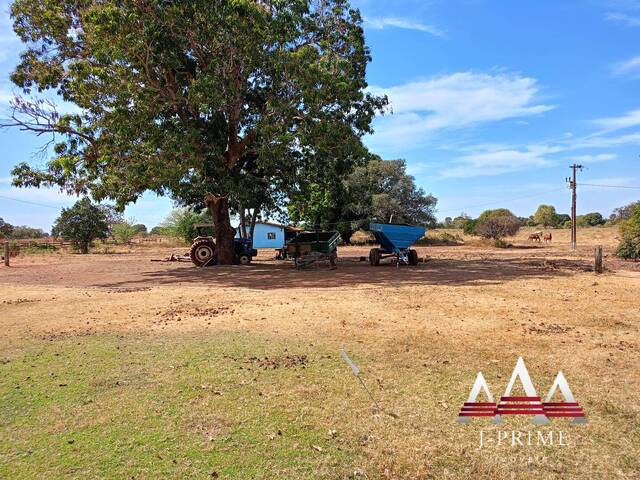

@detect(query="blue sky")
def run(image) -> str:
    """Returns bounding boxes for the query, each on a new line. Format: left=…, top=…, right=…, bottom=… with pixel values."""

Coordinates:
left=1, top=0, right=640, bottom=231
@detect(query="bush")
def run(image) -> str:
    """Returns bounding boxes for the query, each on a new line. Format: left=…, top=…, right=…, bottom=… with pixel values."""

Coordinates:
left=415, top=232, right=463, bottom=246
left=462, top=218, right=478, bottom=235
left=473, top=209, right=521, bottom=240
left=577, top=212, right=605, bottom=227
left=112, top=221, right=138, bottom=244
left=159, top=208, right=211, bottom=244
left=22, top=244, right=58, bottom=254
left=616, top=203, right=640, bottom=260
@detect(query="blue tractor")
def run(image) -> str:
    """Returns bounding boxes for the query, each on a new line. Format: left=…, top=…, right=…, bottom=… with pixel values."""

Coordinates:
left=190, top=224, right=257, bottom=267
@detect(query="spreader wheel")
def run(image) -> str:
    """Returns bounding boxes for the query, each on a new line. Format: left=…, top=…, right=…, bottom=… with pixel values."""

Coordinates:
left=408, top=249, right=419, bottom=266
left=369, top=248, right=381, bottom=266
left=190, top=238, right=217, bottom=267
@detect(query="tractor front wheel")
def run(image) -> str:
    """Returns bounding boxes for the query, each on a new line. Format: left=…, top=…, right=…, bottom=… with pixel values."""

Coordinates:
left=238, top=253, right=252, bottom=265
left=190, top=238, right=217, bottom=267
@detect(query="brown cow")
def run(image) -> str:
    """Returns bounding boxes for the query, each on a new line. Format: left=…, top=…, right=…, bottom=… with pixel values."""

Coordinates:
left=543, top=232, right=552, bottom=244
left=528, top=231, right=543, bottom=242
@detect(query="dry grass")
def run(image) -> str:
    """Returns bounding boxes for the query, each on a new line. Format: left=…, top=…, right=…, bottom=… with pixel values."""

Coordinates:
left=0, top=227, right=638, bottom=479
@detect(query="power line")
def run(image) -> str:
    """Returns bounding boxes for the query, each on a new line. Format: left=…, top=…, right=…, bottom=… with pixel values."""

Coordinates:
left=579, top=183, right=640, bottom=190
left=0, top=194, right=63, bottom=210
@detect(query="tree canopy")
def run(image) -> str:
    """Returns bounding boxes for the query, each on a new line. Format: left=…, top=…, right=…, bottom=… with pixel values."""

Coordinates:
left=533, top=204, right=557, bottom=227
left=3, top=0, right=386, bottom=263
left=288, top=158, right=437, bottom=242
left=616, top=202, right=640, bottom=260
left=51, top=198, right=110, bottom=253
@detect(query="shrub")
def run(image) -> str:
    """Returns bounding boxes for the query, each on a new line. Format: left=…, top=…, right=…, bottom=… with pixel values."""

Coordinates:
left=159, top=208, right=211, bottom=244
left=112, top=221, right=138, bottom=244
left=462, top=218, right=478, bottom=235
left=616, top=203, right=640, bottom=260
left=473, top=209, right=521, bottom=240
left=577, top=212, right=605, bottom=227
left=415, top=232, right=463, bottom=246
left=22, top=244, right=58, bottom=254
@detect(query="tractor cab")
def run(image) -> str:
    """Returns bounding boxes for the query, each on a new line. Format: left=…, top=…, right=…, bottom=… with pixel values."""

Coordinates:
left=190, top=224, right=257, bottom=267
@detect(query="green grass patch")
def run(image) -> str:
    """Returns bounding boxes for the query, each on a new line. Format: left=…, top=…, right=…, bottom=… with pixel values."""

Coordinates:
left=0, top=332, right=360, bottom=479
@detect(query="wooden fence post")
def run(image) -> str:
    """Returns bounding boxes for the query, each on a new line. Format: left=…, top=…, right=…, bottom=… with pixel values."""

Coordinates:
left=3, top=241, right=8, bottom=267
left=594, top=245, right=603, bottom=274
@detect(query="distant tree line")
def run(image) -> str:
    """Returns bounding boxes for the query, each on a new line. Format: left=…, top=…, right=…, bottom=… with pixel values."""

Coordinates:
left=437, top=204, right=612, bottom=230
left=0, top=217, right=48, bottom=240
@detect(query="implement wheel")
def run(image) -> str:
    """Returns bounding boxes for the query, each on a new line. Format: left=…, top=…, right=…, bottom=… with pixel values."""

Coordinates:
left=369, top=248, right=381, bottom=266
left=408, top=249, right=419, bottom=266
left=190, top=238, right=217, bottom=267
left=238, top=253, right=251, bottom=265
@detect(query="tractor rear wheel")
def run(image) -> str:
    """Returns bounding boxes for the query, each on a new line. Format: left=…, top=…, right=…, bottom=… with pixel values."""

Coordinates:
left=190, top=238, right=217, bottom=267
left=408, top=249, right=419, bottom=266
left=369, top=248, right=381, bottom=266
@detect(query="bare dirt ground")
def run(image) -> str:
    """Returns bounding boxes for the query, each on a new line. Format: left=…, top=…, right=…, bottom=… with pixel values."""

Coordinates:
left=1, top=227, right=639, bottom=479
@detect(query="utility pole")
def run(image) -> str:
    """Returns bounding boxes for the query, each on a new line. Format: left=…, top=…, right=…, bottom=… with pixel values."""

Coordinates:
left=566, top=164, right=583, bottom=250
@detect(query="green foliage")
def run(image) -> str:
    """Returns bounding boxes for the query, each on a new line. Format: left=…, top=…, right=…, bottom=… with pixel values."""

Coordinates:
left=472, top=208, right=521, bottom=240
left=10, top=225, right=48, bottom=239
left=6, top=0, right=386, bottom=253
left=132, top=224, right=147, bottom=234
left=0, top=217, right=14, bottom=238
left=288, top=158, right=437, bottom=243
left=51, top=198, right=110, bottom=253
left=462, top=218, right=478, bottom=235
left=159, top=208, right=211, bottom=244
left=348, top=159, right=437, bottom=226
left=577, top=212, right=605, bottom=227
left=554, top=213, right=571, bottom=227
left=22, top=243, right=58, bottom=254
left=610, top=201, right=640, bottom=224
left=533, top=204, right=557, bottom=227
left=616, top=203, right=640, bottom=260
left=452, top=214, right=471, bottom=229
left=111, top=221, right=138, bottom=244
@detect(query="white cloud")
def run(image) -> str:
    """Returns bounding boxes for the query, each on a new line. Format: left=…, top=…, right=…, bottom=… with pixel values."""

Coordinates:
left=572, top=131, right=640, bottom=149
left=367, top=71, right=554, bottom=152
left=612, top=56, right=640, bottom=76
left=569, top=153, right=618, bottom=163
left=364, top=17, right=444, bottom=36
left=440, top=145, right=557, bottom=179
left=592, top=108, right=640, bottom=131
left=606, top=11, right=640, bottom=26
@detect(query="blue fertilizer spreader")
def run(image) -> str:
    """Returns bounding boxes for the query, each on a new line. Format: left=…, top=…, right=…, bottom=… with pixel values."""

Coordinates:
left=369, top=223, right=425, bottom=266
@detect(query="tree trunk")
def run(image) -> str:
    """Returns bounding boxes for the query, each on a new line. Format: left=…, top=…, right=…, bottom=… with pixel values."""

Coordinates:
left=341, top=229, right=354, bottom=245
left=239, top=204, right=247, bottom=239
left=80, top=241, right=89, bottom=254
left=249, top=207, right=259, bottom=240
left=205, top=194, right=236, bottom=265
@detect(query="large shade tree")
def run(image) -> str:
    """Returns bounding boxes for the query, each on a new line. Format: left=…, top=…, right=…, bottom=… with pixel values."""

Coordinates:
left=289, top=158, right=437, bottom=243
left=2, top=0, right=386, bottom=263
